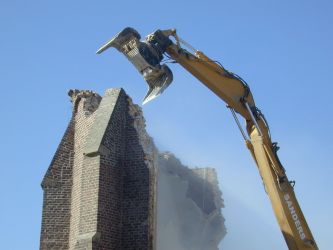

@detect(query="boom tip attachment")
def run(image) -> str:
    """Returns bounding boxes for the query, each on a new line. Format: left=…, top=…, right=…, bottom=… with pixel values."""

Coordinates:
left=97, top=27, right=174, bottom=104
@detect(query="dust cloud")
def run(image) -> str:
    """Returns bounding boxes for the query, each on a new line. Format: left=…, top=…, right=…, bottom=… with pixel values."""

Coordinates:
left=156, top=153, right=226, bottom=250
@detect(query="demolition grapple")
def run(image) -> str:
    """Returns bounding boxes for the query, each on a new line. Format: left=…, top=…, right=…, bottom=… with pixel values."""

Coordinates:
left=97, top=27, right=175, bottom=104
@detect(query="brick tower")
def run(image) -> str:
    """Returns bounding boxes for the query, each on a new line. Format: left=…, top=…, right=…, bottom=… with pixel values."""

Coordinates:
left=40, top=89, right=156, bottom=250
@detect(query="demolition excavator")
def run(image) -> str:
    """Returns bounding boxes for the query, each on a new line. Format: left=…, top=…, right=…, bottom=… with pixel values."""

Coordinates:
left=97, top=27, right=318, bottom=250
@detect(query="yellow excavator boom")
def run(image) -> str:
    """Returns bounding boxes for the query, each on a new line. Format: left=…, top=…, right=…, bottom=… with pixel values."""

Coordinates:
left=97, top=27, right=318, bottom=250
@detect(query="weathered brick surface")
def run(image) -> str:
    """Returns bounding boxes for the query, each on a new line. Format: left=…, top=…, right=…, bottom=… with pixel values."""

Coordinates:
left=121, top=106, right=151, bottom=250
left=40, top=88, right=154, bottom=250
left=40, top=116, right=74, bottom=249
left=95, top=90, right=127, bottom=249
left=69, top=90, right=101, bottom=250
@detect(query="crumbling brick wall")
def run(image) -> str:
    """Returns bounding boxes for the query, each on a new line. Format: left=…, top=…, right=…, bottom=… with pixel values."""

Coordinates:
left=40, top=88, right=225, bottom=250
left=40, top=88, right=155, bottom=250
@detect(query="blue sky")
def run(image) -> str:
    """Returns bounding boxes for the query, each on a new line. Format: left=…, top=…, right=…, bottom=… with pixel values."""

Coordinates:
left=1, top=0, right=332, bottom=249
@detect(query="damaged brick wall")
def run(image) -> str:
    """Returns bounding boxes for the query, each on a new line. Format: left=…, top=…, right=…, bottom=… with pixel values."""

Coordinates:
left=40, top=88, right=225, bottom=250
left=40, top=88, right=155, bottom=250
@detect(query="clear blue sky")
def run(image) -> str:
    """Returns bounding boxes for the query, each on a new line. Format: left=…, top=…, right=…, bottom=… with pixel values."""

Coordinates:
left=1, top=0, right=332, bottom=249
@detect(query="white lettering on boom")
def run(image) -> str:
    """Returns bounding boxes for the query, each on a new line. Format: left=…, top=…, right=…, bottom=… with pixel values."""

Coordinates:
left=284, top=193, right=306, bottom=240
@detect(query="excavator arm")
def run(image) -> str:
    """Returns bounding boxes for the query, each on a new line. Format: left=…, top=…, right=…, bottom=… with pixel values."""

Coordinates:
left=97, top=27, right=318, bottom=250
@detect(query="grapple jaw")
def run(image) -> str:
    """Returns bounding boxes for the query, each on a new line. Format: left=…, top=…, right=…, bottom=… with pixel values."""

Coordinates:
left=97, top=27, right=174, bottom=104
